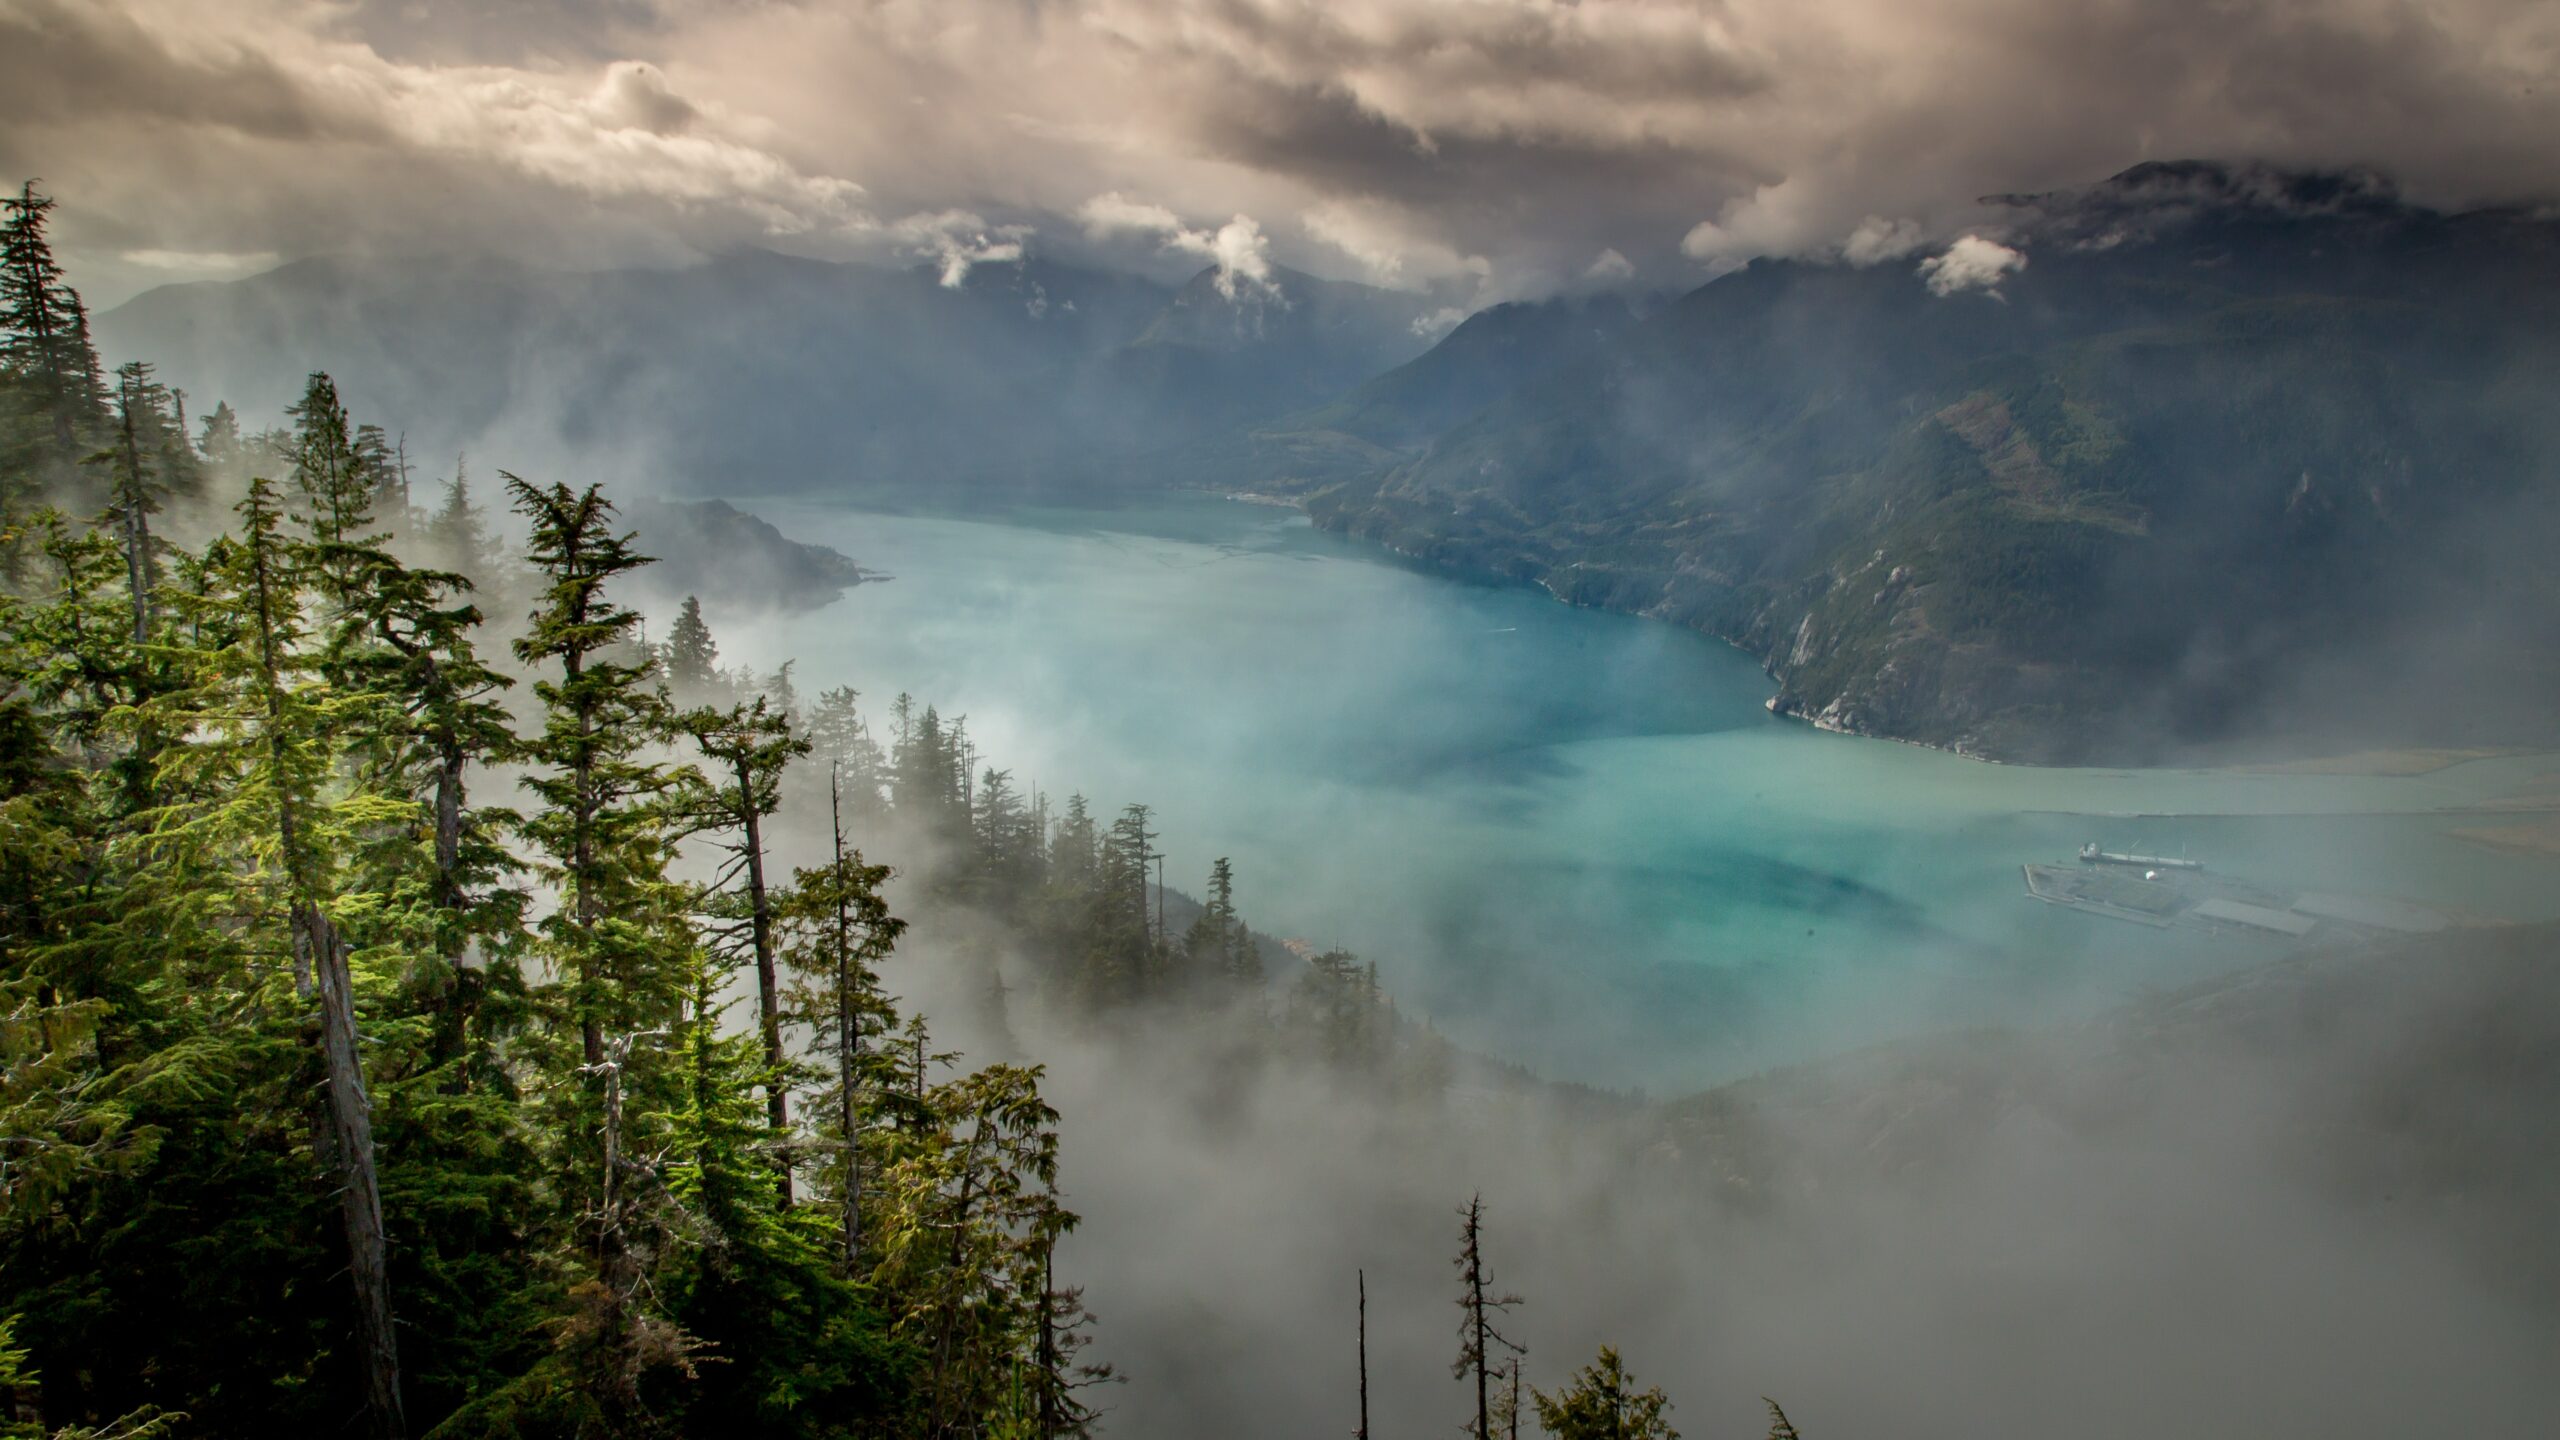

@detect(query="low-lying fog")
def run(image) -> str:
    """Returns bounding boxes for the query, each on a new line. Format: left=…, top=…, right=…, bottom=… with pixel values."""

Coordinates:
left=670, top=492, right=2560, bottom=1439
left=709, top=493, right=2560, bottom=1091
left=828, top=812, right=2560, bottom=1440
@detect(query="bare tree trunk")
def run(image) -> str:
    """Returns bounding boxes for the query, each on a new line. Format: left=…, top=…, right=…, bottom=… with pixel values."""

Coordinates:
left=1358, top=1268, right=1370, bottom=1440
left=1473, top=1251, right=1490, bottom=1440
left=432, top=743, right=464, bottom=910
left=306, top=902, right=406, bottom=1440
left=832, top=771, right=861, bottom=1272
left=1039, top=1246, right=1060, bottom=1439
left=586, top=1032, right=648, bottom=1429
left=117, top=410, right=152, bottom=647
left=570, top=640, right=603, bottom=1068
left=429, top=737, right=479, bottom=1065
left=249, top=504, right=400, bottom=1435
left=739, top=754, right=789, bottom=1203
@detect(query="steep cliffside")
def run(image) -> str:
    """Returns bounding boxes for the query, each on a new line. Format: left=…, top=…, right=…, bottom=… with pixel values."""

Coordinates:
left=1255, top=166, right=2560, bottom=762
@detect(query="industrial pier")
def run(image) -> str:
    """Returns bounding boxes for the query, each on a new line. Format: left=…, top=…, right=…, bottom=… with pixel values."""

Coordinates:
left=2022, top=842, right=2447, bottom=941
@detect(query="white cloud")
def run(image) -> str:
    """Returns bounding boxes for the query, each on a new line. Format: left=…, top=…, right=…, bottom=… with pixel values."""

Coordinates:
left=1, top=0, right=875, bottom=278
left=1077, top=192, right=1188, bottom=239
left=587, top=60, right=696, bottom=137
left=1916, top=234, right=2027, bottom=297
left=1839, top=216, right=1924, bottom=267
left=1303, top=201, right=1492, bottom=290
left=119, top=247, right=281, bottom=274
left=1584, top=248, right=1637, bottom=283
left=1411, top=305, right=1473, bottom=338
left=889, top=210, right=1031, bottom=287
left=1080, top=193, right=1279, bottom=300
left=1680, top=178, right=1825, bottom=273
left=13, top=0, right=2560, bottom=301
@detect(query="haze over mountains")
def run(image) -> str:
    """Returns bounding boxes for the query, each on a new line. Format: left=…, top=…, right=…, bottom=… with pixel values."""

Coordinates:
left=1247, top=163, right=2560, bottom=761
left=99, top=247, right=1447, bottom=496
left=100, top=161, right=2560, bottom=762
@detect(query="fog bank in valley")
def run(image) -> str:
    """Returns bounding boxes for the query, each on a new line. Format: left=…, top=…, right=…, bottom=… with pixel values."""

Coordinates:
left=862, top=846, right=2560, bottom=1440
left=677, top=670, right=2560, bottom=1440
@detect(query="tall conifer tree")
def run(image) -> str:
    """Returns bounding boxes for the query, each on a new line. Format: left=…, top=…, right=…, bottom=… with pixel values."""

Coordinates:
left=0, top=181, right=104, bottom=484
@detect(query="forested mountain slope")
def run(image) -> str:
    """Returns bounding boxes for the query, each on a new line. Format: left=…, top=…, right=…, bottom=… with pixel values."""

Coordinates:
left=1243, top=164, right=2560, bottom=761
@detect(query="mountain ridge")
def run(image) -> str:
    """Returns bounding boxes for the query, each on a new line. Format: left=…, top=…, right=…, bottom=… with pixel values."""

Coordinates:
left=96, top=247, right=1440, bottom=498
left=1234, top=164, right=2560, bottom=762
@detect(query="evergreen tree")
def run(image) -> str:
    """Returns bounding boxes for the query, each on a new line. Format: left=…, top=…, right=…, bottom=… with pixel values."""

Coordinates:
left=966, top=768, right=1043, bottom=917
left=777, top=780, right=907, bottom=1272
left=1090, top=804, right=1158, bottom=1003
left=0, top=182, right=105, bottom=489
left=197, top=398, right=242, bottom=475
left=337, top=537, right=525, bottom=1069
left=805, top=685, right=889, bottom=819
left=1530, top=1347, right=1678, bottom=1440
left=1, top=409, right=1173, bottom=1435
left=287, top=372, right=379, bottom=610
left=1296, top=947, right=1387, bottom=1067
left=682, top=695, right=810, bottom=1193
left=891, top=700, right=972, bottom=841
left=138, top=477, right=409, bottom=1436
left=88, top=362, right=171, bottom=648
left=664, top=594, right=720, bottom=700
left=758, top=657, right=801, bottom=725
left=1182, top=856, right=1261, bottom=992
left=416, top=454, right=496, bottom=579
left=507, top=473, right=686, bottom=1067
left=353, top=422, right=408, bottom=519
left=505, top=473, right=699, bottom=1414
left=871, top=1060, right=1072, bottom=1436
left=0, top=684, right=149, bottom=1222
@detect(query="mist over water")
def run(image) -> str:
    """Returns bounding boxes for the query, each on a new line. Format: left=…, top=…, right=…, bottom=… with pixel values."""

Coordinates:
left=708, top=491, right=2560, bottom=1092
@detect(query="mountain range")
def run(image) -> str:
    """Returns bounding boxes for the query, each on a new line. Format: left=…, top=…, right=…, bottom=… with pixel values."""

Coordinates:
left=1238, top=163, right=2560, bottom=760
left=98, top=161, right=2560, bottom=761
left=98, top=248, right=1442, bottom=500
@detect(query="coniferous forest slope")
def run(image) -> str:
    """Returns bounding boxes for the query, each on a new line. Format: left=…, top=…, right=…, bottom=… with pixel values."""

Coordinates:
left=1239, top=164, right=2560, bottom=762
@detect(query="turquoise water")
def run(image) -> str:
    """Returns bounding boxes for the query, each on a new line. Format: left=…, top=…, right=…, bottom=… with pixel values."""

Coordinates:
left=718, top=493, right=2560, bottom=1091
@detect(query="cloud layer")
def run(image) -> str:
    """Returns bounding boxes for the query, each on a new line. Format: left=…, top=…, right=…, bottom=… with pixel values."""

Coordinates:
left=9, top=0, right=2559, bottom=305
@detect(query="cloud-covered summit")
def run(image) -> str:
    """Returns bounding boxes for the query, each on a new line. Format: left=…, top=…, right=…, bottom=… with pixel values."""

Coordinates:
left=9, top=0, right=2557, bottom=306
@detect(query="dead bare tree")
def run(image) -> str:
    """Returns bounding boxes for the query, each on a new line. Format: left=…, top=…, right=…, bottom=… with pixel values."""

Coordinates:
left=1357, top=1268, right=1370, bottom=1440
left=1452, top=1194, right=1525, bottom=1440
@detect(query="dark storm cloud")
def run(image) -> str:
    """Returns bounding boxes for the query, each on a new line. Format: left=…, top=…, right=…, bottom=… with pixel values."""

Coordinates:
left=10, top=1, right=2558, bottom=304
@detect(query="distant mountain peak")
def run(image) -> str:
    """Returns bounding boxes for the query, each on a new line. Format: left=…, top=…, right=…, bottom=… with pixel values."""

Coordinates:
left=1987, top=158, right=2408, bottom=217
left=1983, top=159, right=2422, bottom=251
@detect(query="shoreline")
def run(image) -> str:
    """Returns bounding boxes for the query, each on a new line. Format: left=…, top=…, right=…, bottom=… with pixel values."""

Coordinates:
left=1209, top=487, right=2550, bottom=784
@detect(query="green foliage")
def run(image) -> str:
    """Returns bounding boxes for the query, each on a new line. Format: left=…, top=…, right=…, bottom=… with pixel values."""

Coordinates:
left=663, top=595, right=720, bottom=701
left=1529, top=1346, right=1678, bottom=1440
left=0, top=194, right=1450, bottom=1429
left=0, top=387, right=1150, bottom=1432
left=0, top=182, right=105, bottom=510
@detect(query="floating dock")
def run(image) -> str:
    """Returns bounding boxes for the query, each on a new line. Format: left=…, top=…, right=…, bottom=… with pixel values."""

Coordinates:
left=2078, top=842, right=2204, bottom=871
left=2024, top=846, right=2450, bottom=943
left=2022, top=863, right=2183, bottom=926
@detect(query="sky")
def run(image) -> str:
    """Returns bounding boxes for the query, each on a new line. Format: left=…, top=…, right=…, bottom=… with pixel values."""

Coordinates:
left=7, top=0, right=2558, bottom=307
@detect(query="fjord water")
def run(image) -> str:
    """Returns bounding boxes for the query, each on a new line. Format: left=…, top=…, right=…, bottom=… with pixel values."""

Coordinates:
left=727, top=493, right=2560, bottom=1091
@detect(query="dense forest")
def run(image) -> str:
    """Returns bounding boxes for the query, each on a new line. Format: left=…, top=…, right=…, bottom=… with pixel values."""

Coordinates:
left=0, top=183, right=1728, bottom=1437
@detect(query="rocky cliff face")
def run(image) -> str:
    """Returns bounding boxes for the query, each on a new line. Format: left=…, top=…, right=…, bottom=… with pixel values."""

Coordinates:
left=1259, top=166, right=2560, bottom=763
left=1302, top=483, right=2101, bottom=760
